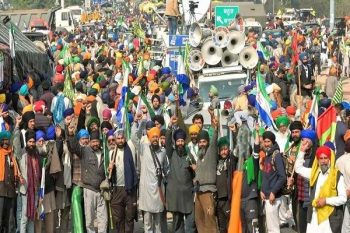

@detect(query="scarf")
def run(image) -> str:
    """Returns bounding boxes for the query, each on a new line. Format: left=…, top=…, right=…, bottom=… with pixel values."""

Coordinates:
left=123, top=144, right=137, bottom=193
left=243, top=156, right=255, bottom=185
left=26, top=152, right=41, bottom=221
left=0, top=147, right=18, bottom=181
left=310, top=150, right=338, bottom=224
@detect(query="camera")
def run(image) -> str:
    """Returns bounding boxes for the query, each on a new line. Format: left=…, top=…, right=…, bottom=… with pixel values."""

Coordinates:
left=189, top=0, right=198, bottom=13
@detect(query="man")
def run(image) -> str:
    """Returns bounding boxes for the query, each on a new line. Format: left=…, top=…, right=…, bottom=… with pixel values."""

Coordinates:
left=187, top=124, right=200, bottom=163
left=165, top=0, right=179, bottom=35
left=19, top=111, right=36, bottom=148
left=0, top=131, right=18, bottom=233
left=165, top=120, right=195, bottom=233
left=325, top=66, right=338, bottom=98
left=254, top=131, right=286, bottom=233
left=336, top=130, right=350, bottom=233
left=33, top=100, right=51, bottom=131
left=13, top=121, right=41, bottom=233
left=296, top=53, right=314, bottom=97
left=151, top=95, right=163, bottom=116
left=138, top=127, right=168, bottom=233
left=51, top=83, right=72, bottom=128
left=67, top=129, right=107, bottom=233
left=295, top=143, right=347, bottom=232
left=192, top=114, right=204, bottom=130
left=193, top=116, right=218, bottom=233
left=216, top=136, right=236, bottom=233
left=208, top=85, right=220, bottom=110
left=109, top=129, right=138, bottom=233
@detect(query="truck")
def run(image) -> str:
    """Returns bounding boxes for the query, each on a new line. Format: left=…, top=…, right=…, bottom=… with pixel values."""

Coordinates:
left=0, top=6, right=75, bottom=32
left=66, top=5, right=83, bottom=24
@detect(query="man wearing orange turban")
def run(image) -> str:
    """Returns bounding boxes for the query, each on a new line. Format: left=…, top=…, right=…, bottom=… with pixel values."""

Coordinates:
left=296, top=143, right=347, bottom=233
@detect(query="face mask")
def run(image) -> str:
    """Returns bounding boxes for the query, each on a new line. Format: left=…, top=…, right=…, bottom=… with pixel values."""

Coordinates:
left=320, top=164, right=330, bottom=174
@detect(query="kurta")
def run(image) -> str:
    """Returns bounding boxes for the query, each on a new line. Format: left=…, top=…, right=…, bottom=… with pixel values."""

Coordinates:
left=138, top=142, right=168, bottom=213
left=165, top=129, right=194, bottom=214
left=295, top=151, right=347, bottom=233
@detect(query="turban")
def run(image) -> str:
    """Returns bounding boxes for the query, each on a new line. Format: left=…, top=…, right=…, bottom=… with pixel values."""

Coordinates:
left=316, top=146, right=331, bottom=160
left=152, top=115, right=165, bottom=126
left=46, top=126, right=56, bottom=140
left=262, top=131, right=276, bottom=144
left=275, top=115, right=290, bottom=128
left=0, top=131, right=11, bottom=141
left=22, top=104, right=33, bottom=114
left=151, top=94, right=160, bottom=103
left=286, top=106, right=296, bottom=116
left=160, top=67, right=171, bottom=75
left=301, top=130, right=317, bottom=144
left=160, top=129, right=167, bottom=136
left=25, top=130, right=36, bottom=142
left=86, top=95, right=96, bottom=102
left=90, top=131, right=100, bottom=140
left=63, top=108, right=74, bottom=118
left=1, top=103, right=8, bottom=112
left=299, top=52, right=308, bottom=61
left=247, top=94, right=256, bottom=107
left=344, top=130, right=350, bottom=142
left=10, top=82, right=22, bottom=93
left=34, top=100, right=46, bottom=113
left=114, top=128, right=125, bottom=137
left=218, top=136, right=229, bottom=149
left=147, top=127, right=160, bottom=139
left=101, top=121, right=113, bottom=130
left=22, top=111, right=35, bottom=123
left=102, top=109, right=112, bottom=120
left=173, top=128, right=187, bottom=141
left=0, top=94, right=5, bottom=104
left=197, top=130, right=210, bottom=142
left=35, top=130, right=46, bottom=142
left=324, top=141, right=335, bottom=151
left=19, top=84, right=29, bottom=96
left=92, top=84, right=100, bottom=93
left=189, top=124, right=200, bottom=135
left=107, top=129, right=115, bottom=138
left=146, top=121, right=155, bottom=130
left=87, top=117, right=100, bottom=129
left=77, top=129, right=89, bottom=140
left=88, top=88, right=98, bottom=96
left=209, top=85, right=218, bottom=96
left=56, top=65, right=64, bottom=73
left=289, top=121, right=303, bottom=131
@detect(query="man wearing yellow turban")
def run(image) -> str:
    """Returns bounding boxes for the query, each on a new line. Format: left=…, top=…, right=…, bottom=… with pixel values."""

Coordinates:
left=295, top=143, right=346, bottom=233
left=187, top=124, right=200, bottom=162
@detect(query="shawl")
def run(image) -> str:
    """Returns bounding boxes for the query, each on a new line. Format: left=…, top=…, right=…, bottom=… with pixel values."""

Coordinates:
left=310, top=150, right=338, bottom=224
left=0, top=148, right=18, bottom=181
left=26, top=152, right=41, bottom=220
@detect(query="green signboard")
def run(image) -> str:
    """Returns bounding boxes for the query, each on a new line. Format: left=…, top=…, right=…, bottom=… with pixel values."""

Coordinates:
left=215, top=6, right=240, bottom=27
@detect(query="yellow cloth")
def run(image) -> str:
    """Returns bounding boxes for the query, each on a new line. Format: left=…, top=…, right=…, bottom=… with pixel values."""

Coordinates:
left=310, top=150, right=338, bottom=224
left=0, top=94, right=5, bottom=103
left=234, top=95, right=248, bottom=111
left=22, top=104, right=33, bottom=114
left=189, top=124, right=200, bottom=134
left=147, top=127, right=160, bottom=139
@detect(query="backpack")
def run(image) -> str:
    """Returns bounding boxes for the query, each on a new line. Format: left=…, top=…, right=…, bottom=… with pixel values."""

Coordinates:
left=53, top=95, right=65, bottom=124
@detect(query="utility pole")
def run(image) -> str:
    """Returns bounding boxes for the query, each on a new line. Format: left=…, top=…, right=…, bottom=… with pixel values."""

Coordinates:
left=330, top=0, right=334, bottom=31
left=272, top=0, right=275, bottom=16
left=61, top=0, right=64, bottom=8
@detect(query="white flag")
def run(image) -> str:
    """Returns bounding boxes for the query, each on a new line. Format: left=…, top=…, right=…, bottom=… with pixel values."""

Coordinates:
left=9, top=23, right=15, bottom=58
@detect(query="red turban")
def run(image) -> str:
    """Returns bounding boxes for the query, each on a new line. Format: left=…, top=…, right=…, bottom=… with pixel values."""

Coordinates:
left=316, top=146, right=331, bottom=160
left=34, top=100, right=46, bottom=113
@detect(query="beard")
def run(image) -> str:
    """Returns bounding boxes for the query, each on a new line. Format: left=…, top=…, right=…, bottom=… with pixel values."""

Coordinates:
left=292, top=136, right=301, bottom=144
left=108, top=144, right=116, bottom=150
left=37, top=144, right=47, bottom=156
left=151, top=143, right=160, bottom=151
left=320, top=164, right=330, bottom=174
left=198, top=147, right=207, bottom=160
left=26, top=146, right=37, bottom=155
left=176, top=146, right=186, bottom=157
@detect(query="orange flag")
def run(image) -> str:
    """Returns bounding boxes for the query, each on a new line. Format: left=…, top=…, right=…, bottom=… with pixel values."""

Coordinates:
left=228, top=170, right=243, bottom=233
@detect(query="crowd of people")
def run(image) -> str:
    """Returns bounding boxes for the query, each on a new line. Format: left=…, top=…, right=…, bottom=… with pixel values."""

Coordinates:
left=1, top=1, right=350, bottom=233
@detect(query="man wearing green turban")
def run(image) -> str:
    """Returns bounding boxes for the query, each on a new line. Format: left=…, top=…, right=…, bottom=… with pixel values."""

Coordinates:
left=216, top=136, right=235, bottom=233
left=209, top=85, right=219, bottom=109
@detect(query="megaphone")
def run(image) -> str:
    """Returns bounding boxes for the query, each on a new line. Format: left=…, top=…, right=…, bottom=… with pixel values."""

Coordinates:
left=221, top=50, right=239, bottom=67
left=213, top=27, right=229, bottom=48
left=189, top=22, right=202, bottom=47
left=227, top=30, right=245, bottom=54
left=201, top=37, right=223, bottom=65
left=239, top=46, right=259, bottom=69
left=189, top=49, right=205, bottom=71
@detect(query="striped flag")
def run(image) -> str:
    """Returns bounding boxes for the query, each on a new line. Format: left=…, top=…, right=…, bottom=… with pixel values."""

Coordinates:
left=308, top=88, right=320, bottom=130
left=116, top=60, right=130, bottom=125
left=9, top=23, right=15, bottom=58
left=63, top=68, right=75, bottom=102
left=331, top=78, right=343, bottom=105
left=257, top=41, right=271, bottom=60
left=317, top=105, right=337, bottom=145
left=255, top=70, right=277, bottom=129
left=38, top=158, right=47, bottom=220
left=291, top=32, right=299, bottom=65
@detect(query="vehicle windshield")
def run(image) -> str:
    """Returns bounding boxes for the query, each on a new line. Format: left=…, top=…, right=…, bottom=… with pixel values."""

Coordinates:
left=199, top=77, right=246, bottom=103
left=71, top=9, right=81, bottom=16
